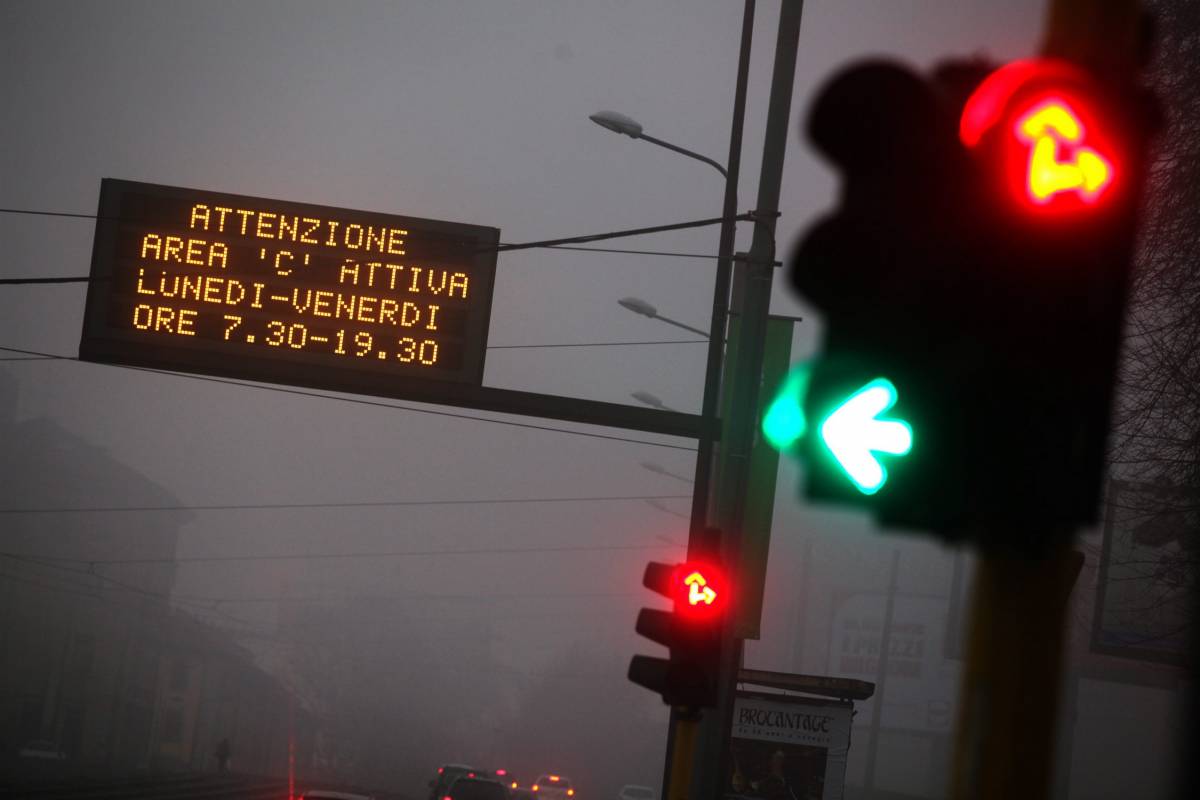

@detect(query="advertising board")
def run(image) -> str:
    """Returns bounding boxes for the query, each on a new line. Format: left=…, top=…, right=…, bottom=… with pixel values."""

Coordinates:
left=728, top=691, right=854, bottom=800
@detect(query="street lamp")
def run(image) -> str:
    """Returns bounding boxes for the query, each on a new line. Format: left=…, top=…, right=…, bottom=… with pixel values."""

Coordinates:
left=589, top=110, right=643, bottom=138
left=617, top=296, right=710, bottom=339
left=590, top=111, right=729, bottom=180
left=631, top=390, right=675, bottom=412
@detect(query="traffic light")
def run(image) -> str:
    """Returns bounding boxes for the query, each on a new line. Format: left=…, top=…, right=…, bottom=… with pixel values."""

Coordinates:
left=628, top=560, right=725, bottom=707
left=766, top=55, right=1155, bottom=550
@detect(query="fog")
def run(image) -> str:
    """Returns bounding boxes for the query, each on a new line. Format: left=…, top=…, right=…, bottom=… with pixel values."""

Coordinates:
left=1, top=2, right=1187, bottom=798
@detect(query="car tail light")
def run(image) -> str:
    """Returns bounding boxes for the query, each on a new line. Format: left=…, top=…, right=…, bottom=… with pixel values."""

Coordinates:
left=496, top=770, right=508, bottom=777
left=468, top=773, right=476, bottom=779
left=439, top=768, right=445, bottom=775
left=443, top=796, right=453, bottom=800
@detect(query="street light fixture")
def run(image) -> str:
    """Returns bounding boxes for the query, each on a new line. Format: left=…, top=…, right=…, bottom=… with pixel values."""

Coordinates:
left=631, top=390, right=674, bottom=411
left=617, top=296, right=710, bottom=339
left=589, top=110, right=729, bottom=180
left=589, top=110, right=644, bottom=138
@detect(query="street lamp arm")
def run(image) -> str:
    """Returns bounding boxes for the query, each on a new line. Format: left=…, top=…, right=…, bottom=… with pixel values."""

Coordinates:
left=637, top=133, right=729, bottom=180
left=653, top=313, right=712, bottom=339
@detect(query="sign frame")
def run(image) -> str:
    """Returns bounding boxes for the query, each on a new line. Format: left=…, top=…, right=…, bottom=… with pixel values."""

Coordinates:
left=80, top=178, right=500, bottom=395
left=727, top=689, right=855, bottom=800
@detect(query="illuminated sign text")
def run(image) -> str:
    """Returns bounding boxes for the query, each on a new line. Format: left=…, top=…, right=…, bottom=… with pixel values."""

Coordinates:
left=80, top=179, right=499, bottom=394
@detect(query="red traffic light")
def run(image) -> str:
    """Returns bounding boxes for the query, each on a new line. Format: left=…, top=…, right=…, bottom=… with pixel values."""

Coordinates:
left=960, top=59, right=1118, bottom=213
left=641, top=561, right=725, bottom=617
left=679, top=566, right=718, bottom=608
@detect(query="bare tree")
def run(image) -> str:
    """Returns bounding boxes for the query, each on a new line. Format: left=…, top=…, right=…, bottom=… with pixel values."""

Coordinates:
left=1107, top=0, right=1200, bottom=635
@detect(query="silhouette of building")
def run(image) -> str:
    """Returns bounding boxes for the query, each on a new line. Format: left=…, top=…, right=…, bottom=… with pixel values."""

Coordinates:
left=0, top=369, right=308, bottom=776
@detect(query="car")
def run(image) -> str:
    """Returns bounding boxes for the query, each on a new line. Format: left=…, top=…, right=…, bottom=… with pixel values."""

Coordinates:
left=17, top=740, right=67, bottom=761
left=617, top=785, right=655, bottom=800
left=430, top=764, right=480, bottom=800
left=444, top=776, right=510, bottom=800
left=301, top=792, right=376, bottom=800
left=532, top=774, right=574, bottom=800
left=499, top=772, right=533, bottom=800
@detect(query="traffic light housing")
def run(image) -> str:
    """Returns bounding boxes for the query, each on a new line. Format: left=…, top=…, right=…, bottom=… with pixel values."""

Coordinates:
left=767, top=56, right=1156, bottom=551
left=628, top=560, right=725, bottom=707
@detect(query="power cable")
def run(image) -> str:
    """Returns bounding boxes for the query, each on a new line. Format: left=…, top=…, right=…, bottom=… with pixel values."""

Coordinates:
left=0, top=207, right=760, bottom=285
left=0, top=492, right=690, bottom=515
left=2, top=552, right=266, bottom=631
left=0, top=541, right=678, bottom=566
left=487, top=339, right=705, bottom=349
left=1, top=558, right=650, bottom=607
left=0, top=344, right=697, bottom=452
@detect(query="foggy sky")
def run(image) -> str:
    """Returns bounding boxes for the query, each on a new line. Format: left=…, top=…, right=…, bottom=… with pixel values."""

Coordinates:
left=13, top=2, right=1183, bottom=798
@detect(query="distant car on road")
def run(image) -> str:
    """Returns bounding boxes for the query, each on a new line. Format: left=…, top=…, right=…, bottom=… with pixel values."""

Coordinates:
left=617, top=785, right=656, bottom=800
left=17, top=740, right=67, bottom=761
left=532, top=774, right=574, bottom=800
left=430, top=764, right=481, bottom=800
left=499, top=772, right=533, bottom=800
left=445, top=776, right=510, bottom=800
left=301, top=791, right=376, bottom=800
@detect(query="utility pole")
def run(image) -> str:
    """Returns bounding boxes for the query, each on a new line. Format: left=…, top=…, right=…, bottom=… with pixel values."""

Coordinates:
left=863, top=550, right=901, bottom=793
left=689, top=4, right=806, bottom=800
left=659, top=0, right=755, bottom=798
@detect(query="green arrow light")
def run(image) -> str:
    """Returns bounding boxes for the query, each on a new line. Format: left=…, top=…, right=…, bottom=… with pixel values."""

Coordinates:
left=762, top=365, right=811, bottom=451
left=820, top=378, right=913, bottom=495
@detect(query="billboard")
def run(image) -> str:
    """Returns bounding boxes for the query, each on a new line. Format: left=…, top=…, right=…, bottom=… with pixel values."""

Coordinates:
left=1092, top=479, right=1193, bottom=665
left=728, top=691, right=854, bottom=800
left=80, top=179, right=499, bottom=394
left=827, top=593, right=954, bottom=732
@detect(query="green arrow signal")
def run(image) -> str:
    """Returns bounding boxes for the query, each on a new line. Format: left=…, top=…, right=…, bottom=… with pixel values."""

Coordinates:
left=762, top=365, right=811, bottom=451
left=820, top=378, right=913, bottom=495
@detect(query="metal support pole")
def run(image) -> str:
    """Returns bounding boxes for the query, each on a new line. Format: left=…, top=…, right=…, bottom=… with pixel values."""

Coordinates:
left=686, top=2, right=753, bottom=560
left=692, top=4, right=806, bottom=800
left=863, top=550, right=901, bottom=792
left=663, top=2, right=754, bottom=797
left=948, top=540, right=1084, bottom=800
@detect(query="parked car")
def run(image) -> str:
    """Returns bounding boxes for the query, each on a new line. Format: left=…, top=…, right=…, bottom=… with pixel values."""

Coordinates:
left=445, top=776, right=510, bottom=800
left=532, top=774, right=574, bottom=800
left=430, top=764, right=480, bottom=800
left=617, top=785, right=656, bottom=800
left=301, top=791, right=375, bottom=800
left=17, top=740, right=67, bottom=761
left=501, top=772, right=533, bottom=800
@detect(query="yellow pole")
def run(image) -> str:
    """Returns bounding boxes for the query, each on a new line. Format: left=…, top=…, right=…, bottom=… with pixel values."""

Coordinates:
left=949, top=541, right=1084, bottom=800
left=667, top=713, right=700, bottom=800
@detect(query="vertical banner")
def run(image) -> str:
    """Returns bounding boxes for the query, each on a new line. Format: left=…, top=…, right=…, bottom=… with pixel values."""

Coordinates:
left=727, top=691, right=854, bottom=800
left=725, top=317, right=795, bottom=638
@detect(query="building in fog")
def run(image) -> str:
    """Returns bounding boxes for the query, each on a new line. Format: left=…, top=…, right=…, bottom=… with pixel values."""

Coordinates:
left=0, top=370, right=308, bottom=776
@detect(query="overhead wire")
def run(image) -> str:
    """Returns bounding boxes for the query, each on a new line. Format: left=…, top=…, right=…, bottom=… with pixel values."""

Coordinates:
left=487, top=339, right=705, bottom=349
left=0, top=206, right=761, bottom=286
left=0, top=541, right=681, bottom=566
left=0, top=492, right=691, bottom=515
left=0, top=344, right=698, bottom=452
left=3, top=542, right=669, bottom=633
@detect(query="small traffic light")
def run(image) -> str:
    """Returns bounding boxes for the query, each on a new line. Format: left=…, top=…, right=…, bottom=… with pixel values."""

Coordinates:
left=628, top=560, right=725, bottom=707
left=768, top=54, right=1155, bottom=550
